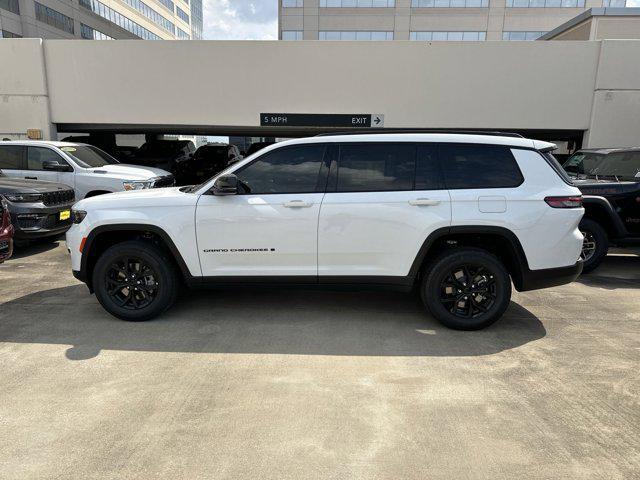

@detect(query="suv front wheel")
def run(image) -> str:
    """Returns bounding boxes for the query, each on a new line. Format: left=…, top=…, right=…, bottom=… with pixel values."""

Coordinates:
left=421, top=248, right=512, bottom=330
left=93, top=240, right=178, bottom=321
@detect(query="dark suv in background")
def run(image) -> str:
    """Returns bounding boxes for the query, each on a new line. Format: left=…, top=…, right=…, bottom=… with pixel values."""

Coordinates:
left=563, top=147, right=640, bottom=272
left=175, top=143, right=243, bottom=185
left=129, top=140, right=196, bottom=178
left=0, top=171, right=75, bottom=246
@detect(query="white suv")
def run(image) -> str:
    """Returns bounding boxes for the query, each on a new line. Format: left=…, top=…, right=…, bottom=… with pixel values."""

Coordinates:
left=0, top=141, right=174, bottom=199
left=66, top=134, right=584, bottom=330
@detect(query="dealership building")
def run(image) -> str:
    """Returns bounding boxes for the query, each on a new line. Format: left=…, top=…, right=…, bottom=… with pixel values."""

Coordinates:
left=0, top=0, right=202, bottom=40
left=279, top=0, right=637, bottom=41
left=1, top=7, right=639, bottom=151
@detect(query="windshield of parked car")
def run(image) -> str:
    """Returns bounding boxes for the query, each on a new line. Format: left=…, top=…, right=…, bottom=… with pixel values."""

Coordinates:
left=563, top=151, right=606, bottom=175
left=590, top=151, right=640, bottom=179
left=61, top=145, right=119, bottom=168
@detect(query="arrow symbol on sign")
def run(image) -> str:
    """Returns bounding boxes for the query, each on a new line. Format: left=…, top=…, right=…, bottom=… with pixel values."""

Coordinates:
left=374, top=116, right=381, bottom=125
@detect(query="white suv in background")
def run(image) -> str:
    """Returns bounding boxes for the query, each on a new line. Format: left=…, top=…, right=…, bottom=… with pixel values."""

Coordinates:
left=66, top=133, right=584, bottom=330
left=0, top=141, right=174, bottom=199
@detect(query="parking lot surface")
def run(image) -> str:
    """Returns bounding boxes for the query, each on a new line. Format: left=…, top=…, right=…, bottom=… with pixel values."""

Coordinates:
left=1, top=240, right=639, bottom=480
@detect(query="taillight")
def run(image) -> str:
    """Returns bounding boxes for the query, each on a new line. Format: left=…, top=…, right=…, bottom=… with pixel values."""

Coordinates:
left=544, top=196, right=583, bottom=208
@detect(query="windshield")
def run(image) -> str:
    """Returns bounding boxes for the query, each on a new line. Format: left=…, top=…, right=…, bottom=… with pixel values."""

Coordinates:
left=563, top=151, right=605, bottom=175
left=138, top=141, right=192, bottom=156
left=591, top=151, right=640, bottom=179
left=61, top=145, right=119, bottom=168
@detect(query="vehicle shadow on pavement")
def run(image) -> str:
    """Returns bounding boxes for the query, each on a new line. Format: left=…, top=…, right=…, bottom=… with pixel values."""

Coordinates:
left=576, top=254, right=640, bottom=290
left=9, top=239, right=62, bottom=260
left=0, top=285, right=546, bottom=361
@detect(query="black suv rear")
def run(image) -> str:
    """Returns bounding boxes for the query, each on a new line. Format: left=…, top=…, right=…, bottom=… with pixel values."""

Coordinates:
left=0, top=171, right=75, bottom=245
left=563, top=148, right=640, bottom=272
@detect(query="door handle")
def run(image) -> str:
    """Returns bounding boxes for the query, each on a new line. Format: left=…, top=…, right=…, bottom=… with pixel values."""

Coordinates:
left=25, top=176, right=37, bottom=180
left=409, top=198, right=441, bottom=206
left=283, top=200, right=312, bottom=208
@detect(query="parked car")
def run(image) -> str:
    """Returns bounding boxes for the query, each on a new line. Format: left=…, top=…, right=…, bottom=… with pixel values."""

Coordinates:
left=67, top=133, right=584, bottom=330
left=0, top=141, right=174, bottom=199
left=562, top=147, right=640, bottom=272
left=175, top=143, right=243, bottom=185
left=0, top=195, right=14, bottom=262
left=0, top=170, right=75, bottom=246
left=129, top=140, right=196, bottom=177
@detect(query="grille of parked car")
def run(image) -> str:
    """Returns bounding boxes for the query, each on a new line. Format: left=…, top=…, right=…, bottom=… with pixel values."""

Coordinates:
left=153, top=175, right=175, bottom=188
left=17, top=214, right=45, bottom=230
left=42, top=190, right=75, bottom=207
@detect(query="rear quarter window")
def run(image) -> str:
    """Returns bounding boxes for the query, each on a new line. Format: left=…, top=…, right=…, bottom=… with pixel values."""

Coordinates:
left=439, top=143, right=524, bottom=189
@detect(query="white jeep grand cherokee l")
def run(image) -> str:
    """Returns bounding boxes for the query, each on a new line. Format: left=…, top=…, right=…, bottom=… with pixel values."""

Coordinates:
left=66, top=134, right=584, bottom=330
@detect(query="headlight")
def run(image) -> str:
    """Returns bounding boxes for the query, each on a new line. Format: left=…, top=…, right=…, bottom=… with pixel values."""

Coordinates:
left=72, top=209, right=87, bottom=224
left=123, top=180, right=154, bottom=191
left=4, top=193, right=43, bottom=203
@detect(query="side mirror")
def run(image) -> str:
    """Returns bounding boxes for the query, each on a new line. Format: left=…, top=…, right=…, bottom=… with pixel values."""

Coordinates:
left=211, top=173, right=238, bottom=196
left=42, top=160, right=72, bottom=172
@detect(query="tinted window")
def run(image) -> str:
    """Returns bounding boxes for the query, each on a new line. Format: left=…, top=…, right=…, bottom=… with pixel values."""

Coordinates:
left=60, top=145, right=116, bottom=168
left=415, top=144, right=444, bottom=190
left=336, top=143, right=415, bottom=192
left=439, top=144, right=523, bottom=189
left=0, top=146, right=24, bottom=169
left=27, top=147, right=67, bottom=170
left=235, top=145, right=326, bottom=194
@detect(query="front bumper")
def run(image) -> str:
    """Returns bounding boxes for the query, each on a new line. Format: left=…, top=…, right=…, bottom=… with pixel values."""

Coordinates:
left=9, top=202, right=74, bottom=240
left=518, top=260, right=584, bottom=292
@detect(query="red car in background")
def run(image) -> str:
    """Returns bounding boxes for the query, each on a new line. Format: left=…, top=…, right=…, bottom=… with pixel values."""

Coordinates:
left=0, top=195, right=14, bottom=262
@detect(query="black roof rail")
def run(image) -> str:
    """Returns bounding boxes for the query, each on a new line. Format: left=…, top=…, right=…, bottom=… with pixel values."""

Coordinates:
left=315, top=129, right=524, bottom=138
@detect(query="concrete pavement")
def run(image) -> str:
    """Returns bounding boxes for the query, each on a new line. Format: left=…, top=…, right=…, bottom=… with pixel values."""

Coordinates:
left=0, top=241, right=639, bottom=479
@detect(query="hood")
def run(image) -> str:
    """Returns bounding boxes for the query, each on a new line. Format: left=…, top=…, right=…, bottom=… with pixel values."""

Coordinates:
left=0, top=177, right=72, bottom=194
left=573, top=178, right=640, bottom=196
left=75, top=186, right=195, bottom=210
left=87, top=163, right=172, bottom=180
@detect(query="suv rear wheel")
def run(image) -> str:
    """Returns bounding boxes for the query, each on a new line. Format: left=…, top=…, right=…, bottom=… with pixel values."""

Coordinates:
left=93, top=240, right=178, bottom=321
left=579, top=218, right=608, bottom=273
left=421, top=248, right=512, bottom=330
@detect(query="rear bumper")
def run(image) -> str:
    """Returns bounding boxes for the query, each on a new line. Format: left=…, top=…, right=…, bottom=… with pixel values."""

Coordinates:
left=518, top=260, right=583, bottom=292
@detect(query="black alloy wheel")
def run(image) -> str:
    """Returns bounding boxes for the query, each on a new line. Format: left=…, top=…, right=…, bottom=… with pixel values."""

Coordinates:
left=105, top=256, right=159, bottom=310
left=439, top=264, right=497, bottom=319
left=421, top=248, right=511, bottom=330
left=93, top=240, right=177, bottom=321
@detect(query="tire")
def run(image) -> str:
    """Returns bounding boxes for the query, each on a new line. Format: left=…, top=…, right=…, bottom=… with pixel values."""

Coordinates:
left=579, top=218, right=608, bottom=274
left=421, top=248, right=512, bottom=331
left=92, top=240, right=178, bottom=321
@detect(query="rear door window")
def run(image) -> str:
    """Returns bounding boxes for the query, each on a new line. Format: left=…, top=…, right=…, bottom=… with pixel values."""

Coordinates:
left=334, top=143, right=416, bottom=192
left=439, top=143, right=524, bottom=189
left=415, top=144, right=444, bottom=190
left=0, top=145, right=25, bottom=169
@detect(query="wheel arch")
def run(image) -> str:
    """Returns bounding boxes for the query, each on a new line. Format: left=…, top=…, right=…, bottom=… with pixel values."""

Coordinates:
left=582, top=196, right=627, bottom=239
left=80, top=224, right=192, bottom=292
left=410, top=226, right=530, bottom=292
left=85, top=190, right=113, bottom=198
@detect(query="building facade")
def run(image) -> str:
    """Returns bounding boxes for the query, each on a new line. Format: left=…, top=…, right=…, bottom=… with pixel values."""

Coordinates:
left=279, top=0, right=638, bottom=41
left=0, top=0, right=197, bottom=40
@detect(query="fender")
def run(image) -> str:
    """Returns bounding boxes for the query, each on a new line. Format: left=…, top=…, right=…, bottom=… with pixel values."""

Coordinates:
left=582, top=195, right=628, bottom=238
left=78, top=223, right=192, bottom=291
